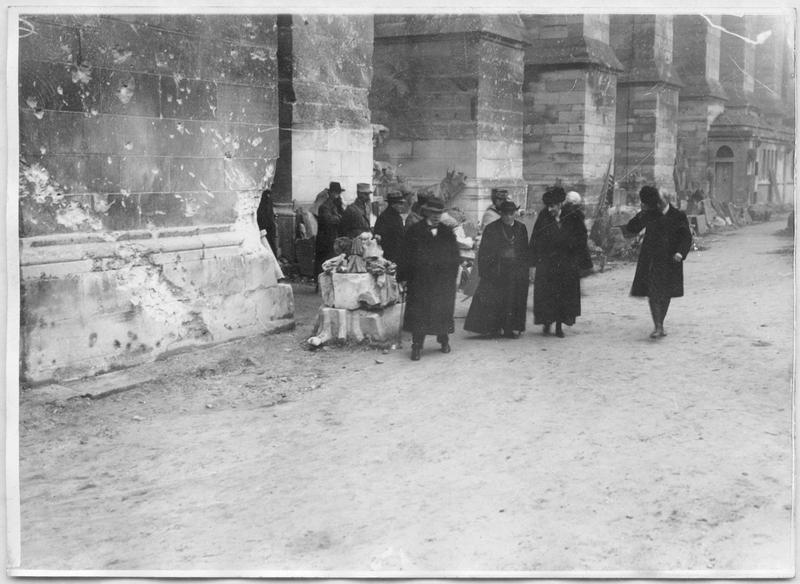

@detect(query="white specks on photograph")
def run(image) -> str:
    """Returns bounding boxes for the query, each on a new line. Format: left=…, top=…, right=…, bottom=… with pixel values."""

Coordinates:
left=112, top=46, right=133, bottom=64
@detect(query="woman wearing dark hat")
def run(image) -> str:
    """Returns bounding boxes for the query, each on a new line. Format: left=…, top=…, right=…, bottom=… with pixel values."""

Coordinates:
left=625, top=185, right=692, bottom=338
left=529, top=185, right=587, bottom=337
left=373, top=190, right=407, bottom=264
left=397, top=196, right=461, bottom=361
left=464, top=200, right=530, bottom=338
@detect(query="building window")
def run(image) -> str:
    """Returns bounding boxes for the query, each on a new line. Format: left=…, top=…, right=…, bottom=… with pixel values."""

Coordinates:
left=716, top=146, right=734, bottom=158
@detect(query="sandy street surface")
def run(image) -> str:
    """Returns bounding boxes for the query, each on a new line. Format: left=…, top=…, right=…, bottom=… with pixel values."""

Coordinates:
left=15, top=218, right=794, bottom=574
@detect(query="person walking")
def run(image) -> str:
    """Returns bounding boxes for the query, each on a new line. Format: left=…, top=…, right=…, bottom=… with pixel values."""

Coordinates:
left=340, top=183, right=374, bottom=238
left=373, top=191, right=406, bottom=264
left=397, top=197, right=461, bottom=361
left=625, top=186, right=693, bottom=338
left=313, top=181, right=345, bottom=279
left=529, top=186, right=587, bottom=338
left=464, top=200, right=530, bottom=338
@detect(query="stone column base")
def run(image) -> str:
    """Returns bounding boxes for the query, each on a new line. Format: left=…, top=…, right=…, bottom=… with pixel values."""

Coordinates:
left=309, top=303, right=404, bottom=346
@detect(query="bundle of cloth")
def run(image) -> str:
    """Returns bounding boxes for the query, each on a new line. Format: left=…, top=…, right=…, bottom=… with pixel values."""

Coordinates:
left=320, top=232, right=397, bottom=275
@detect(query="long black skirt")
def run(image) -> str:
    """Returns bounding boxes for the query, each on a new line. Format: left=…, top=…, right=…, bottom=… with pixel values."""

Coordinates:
left=464, top=261, right=529, bottom=334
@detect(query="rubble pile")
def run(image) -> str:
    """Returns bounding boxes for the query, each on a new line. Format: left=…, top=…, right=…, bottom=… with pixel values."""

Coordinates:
left=309, top=232, right=403, bottom=347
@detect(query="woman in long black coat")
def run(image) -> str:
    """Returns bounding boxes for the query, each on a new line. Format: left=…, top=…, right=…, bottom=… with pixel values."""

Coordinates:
left=625, top=186, right=692, bottom=338
left=464, top=200, right=530, bottom=338
left=397, top=197, right=461, bottom=361
left=529, top=186, right=587, bottom=337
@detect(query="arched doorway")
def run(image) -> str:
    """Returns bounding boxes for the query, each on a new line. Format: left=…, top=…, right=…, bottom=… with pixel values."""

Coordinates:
left=714, top=146, right=734, bottom=202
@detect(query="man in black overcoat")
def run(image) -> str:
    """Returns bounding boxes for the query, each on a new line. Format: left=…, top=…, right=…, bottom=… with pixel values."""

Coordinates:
left=625, top=186, right=693, bottom=338
left=397, top=197, right=461, bottom=361
left=314, top=181, right=345, bottom=279
left=464, top=200, right=530, bottom=338
left=529, top=186, right=587, bottom=338
left=256, top=188, right=278, bottom=255
left=373, top=191, right=406, bottom=264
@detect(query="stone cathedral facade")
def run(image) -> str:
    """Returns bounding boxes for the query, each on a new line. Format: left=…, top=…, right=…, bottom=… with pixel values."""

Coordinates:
left=16, top=13, right=795, bottom=382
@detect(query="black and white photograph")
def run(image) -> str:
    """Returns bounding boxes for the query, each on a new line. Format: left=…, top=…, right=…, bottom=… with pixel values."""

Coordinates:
left=4, top=2, right=796, bottom=577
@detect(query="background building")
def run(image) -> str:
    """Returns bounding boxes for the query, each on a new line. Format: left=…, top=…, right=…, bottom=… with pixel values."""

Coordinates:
left=16, top=12, right=796, bottom=382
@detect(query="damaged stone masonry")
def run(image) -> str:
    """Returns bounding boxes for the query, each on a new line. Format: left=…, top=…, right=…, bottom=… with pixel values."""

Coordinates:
left=17, top=14, right=795, bottom=383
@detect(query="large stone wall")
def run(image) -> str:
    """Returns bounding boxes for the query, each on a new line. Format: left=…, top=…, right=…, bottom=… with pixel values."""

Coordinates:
left=522, top=15, right=620, bottom=202
left=372, top=15, right=527, bottom=218
left=611, top=15, right=681, bottom=193
left=17, top=15, right=293, bottom=383
left=673, top=15, right=727, bottom=195
left=288, top=15, right=374, bottom=206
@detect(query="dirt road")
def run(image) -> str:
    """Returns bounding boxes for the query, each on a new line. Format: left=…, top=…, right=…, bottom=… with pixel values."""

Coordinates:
left=15, top=219, right=794, bottom=574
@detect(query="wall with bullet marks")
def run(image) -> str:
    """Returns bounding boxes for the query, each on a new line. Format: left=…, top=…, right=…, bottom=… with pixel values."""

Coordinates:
left=18, top=14, right=293, bottom=383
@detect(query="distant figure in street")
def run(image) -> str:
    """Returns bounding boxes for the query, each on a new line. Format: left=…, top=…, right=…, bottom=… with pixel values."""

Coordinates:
left=256, top=188, right=278, bottom=255
left=314, top=181, right=345, bottom=279
left=480, top=188, right=510, bottom=232
left=397, top=196, right=461, bottom=361
left=625, top=186, right=693, bottom=339
left=373, top=191, right=406, bottom=264
left=464, top=200, right=530, bottom=338
left=562, top=191, right=594, bottom=275
left=529, top=186, right=587, bottom=338
left=340, top=183, right=374, bottom=238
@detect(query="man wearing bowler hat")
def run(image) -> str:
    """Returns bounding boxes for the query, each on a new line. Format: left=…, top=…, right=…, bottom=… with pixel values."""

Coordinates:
left=340, top=183, right=374, bottom=238
left=397, top=196, right=461, bottom=361
left=373, top=190, right=406, bottom=264
left=314, top=181, right=345, bottom=278
left=625, top=185, right=692, bottom=339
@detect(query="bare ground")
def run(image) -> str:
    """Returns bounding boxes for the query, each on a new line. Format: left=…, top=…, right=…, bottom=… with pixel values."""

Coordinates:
left=15, top=218, right=794, bottom=574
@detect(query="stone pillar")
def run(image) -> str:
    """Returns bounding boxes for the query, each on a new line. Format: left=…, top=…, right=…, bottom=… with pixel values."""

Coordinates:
left=522, top=15, right=622, bottom=206
left=17, top=15, right=293, bottom=383
left=673, top=15, right=728, bottom=197
left=709, top=15, right=762, bottom=204
left=611, top=15, right=682, bottom=198
left=274, top=15, right=374, bottom=207
left=752, top=14, right=794, bottom=203
left=372, top=15, right=527, bottom=221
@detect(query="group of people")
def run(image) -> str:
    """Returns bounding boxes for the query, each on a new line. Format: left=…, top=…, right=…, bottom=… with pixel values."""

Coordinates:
left=311, top=181, right=379, bottom=277
left=397, top=184, right=692, bottom=361
left=309, top=180, right=692, bottom=361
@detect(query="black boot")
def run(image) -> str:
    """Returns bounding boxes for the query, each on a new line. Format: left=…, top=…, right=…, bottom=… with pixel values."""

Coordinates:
left=411, top=344, right=422, bottom=361
left=555, top=322, right=564, bottom=338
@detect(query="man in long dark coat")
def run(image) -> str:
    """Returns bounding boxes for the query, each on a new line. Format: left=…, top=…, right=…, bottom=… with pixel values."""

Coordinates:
left=397, top=197, right=461, bottom=361
left=339, top=183, right=374, bottom=238
left=314, top=181, right=345, bottom=279
left=464, top=200, right=530, bottom=338
left=256, top=188, right=278, bottom=255
left=625, top=186, right=692, bottom=338
left=529, top=186, right=587, bottom=338
left=373, top=191, right=406, bottom=264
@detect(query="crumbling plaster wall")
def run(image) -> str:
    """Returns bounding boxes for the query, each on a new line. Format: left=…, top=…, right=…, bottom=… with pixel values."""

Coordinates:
left=18, top=14, right=293, bottom=383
